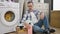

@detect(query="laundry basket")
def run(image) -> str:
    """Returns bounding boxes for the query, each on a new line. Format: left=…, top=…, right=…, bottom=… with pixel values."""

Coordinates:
left=50, top=11, right=60, bottom=28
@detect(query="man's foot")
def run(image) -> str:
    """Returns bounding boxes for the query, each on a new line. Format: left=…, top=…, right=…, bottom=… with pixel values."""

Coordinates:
left=49, top=29, right=56, bottom=33
left=43, top=30, right=50, bottom=34
left=43, top=28, right=56, bottom=34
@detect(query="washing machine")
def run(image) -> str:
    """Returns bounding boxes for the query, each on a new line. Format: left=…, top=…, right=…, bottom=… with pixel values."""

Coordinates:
left=0, top=0, right=24, bottom=34
left=33, top=0, right=49, bottom=19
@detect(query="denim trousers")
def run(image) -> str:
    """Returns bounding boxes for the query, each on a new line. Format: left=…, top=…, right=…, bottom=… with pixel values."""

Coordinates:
left=33, top=16, right=49, bottom=33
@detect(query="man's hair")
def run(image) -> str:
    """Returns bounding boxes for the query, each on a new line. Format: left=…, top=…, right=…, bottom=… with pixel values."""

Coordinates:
left=27, top=1, right=33, bottom=4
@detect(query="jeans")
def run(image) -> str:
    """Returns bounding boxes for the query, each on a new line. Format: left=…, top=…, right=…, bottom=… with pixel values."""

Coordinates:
left=33, top=16, right=49, bottom=33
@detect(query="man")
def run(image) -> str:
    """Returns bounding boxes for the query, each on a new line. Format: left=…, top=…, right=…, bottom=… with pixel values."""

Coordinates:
left=21, top=1, right=55, bottom=34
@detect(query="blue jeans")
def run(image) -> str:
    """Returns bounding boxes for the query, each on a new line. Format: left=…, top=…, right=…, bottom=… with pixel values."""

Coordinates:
left=33, top=16, right=49, bottom=33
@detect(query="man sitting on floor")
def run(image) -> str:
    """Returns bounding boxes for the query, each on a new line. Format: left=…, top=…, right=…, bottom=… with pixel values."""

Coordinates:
left=20, top=1, right=55, bottom=34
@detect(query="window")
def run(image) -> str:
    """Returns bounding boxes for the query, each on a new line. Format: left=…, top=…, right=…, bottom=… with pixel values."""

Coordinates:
left=11, top=0, right=19, bottom=3
left=38, top=0, right=40, bottom=2
left=0, top=0, right=4, bottom=2
left=44, top=0, right=49, bottom=3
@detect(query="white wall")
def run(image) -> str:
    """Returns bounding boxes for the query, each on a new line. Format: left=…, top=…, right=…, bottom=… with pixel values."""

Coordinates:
left=53, top=0, right=60, bottom=10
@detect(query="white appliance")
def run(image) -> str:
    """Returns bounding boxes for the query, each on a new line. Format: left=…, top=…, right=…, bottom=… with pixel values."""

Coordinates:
left=0, top=0, right=24, bottom=34
left=33, top=0, right=49, bottom=19
left=34, top=3, right=49, bottom=18
left=53, top=0, right=60, bottom=10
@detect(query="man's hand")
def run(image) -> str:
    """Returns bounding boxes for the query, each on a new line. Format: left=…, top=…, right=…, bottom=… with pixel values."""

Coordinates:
left=40, top=12, right=44, bottom=20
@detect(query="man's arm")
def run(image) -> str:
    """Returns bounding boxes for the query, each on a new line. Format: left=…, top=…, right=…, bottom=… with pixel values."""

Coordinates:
left=40, top=12, right=45, bottom=19
left=37, top=11, right=44, bottom=20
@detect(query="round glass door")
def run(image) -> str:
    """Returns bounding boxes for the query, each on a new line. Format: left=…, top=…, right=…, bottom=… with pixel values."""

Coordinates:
left=4, top=11, right=15, bottom=22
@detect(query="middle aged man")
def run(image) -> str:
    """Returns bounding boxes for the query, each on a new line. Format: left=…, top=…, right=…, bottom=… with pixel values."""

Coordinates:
left=21, top=1, right=55, bottom=34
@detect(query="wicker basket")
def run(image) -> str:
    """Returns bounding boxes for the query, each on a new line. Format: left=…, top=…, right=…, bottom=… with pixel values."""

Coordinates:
left=16, top=26, right=28, bottom=34
left=50, top=11, right=60, bottom=28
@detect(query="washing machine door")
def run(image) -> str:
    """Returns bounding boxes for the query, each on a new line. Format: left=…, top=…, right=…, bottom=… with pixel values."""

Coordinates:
left=0, top=10, right=19, bottom=26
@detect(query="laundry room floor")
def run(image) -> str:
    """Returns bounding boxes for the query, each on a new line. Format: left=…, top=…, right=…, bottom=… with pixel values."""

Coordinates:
left=51, top=27, right=60, bottom=34
left=4, top=27, right=60, bottom=34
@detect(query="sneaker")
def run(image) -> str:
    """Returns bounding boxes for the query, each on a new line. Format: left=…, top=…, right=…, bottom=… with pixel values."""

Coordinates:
left=43, top=30, right=50, bottom=34
left=49, top=29, right=55, bottom=33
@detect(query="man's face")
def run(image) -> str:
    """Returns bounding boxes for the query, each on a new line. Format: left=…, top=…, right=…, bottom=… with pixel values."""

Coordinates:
left=27, top=3, right=33, bottom=10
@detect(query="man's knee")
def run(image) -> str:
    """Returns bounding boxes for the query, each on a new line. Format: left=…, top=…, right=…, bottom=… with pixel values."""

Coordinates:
left=33, top=25, right=41, bottom=32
